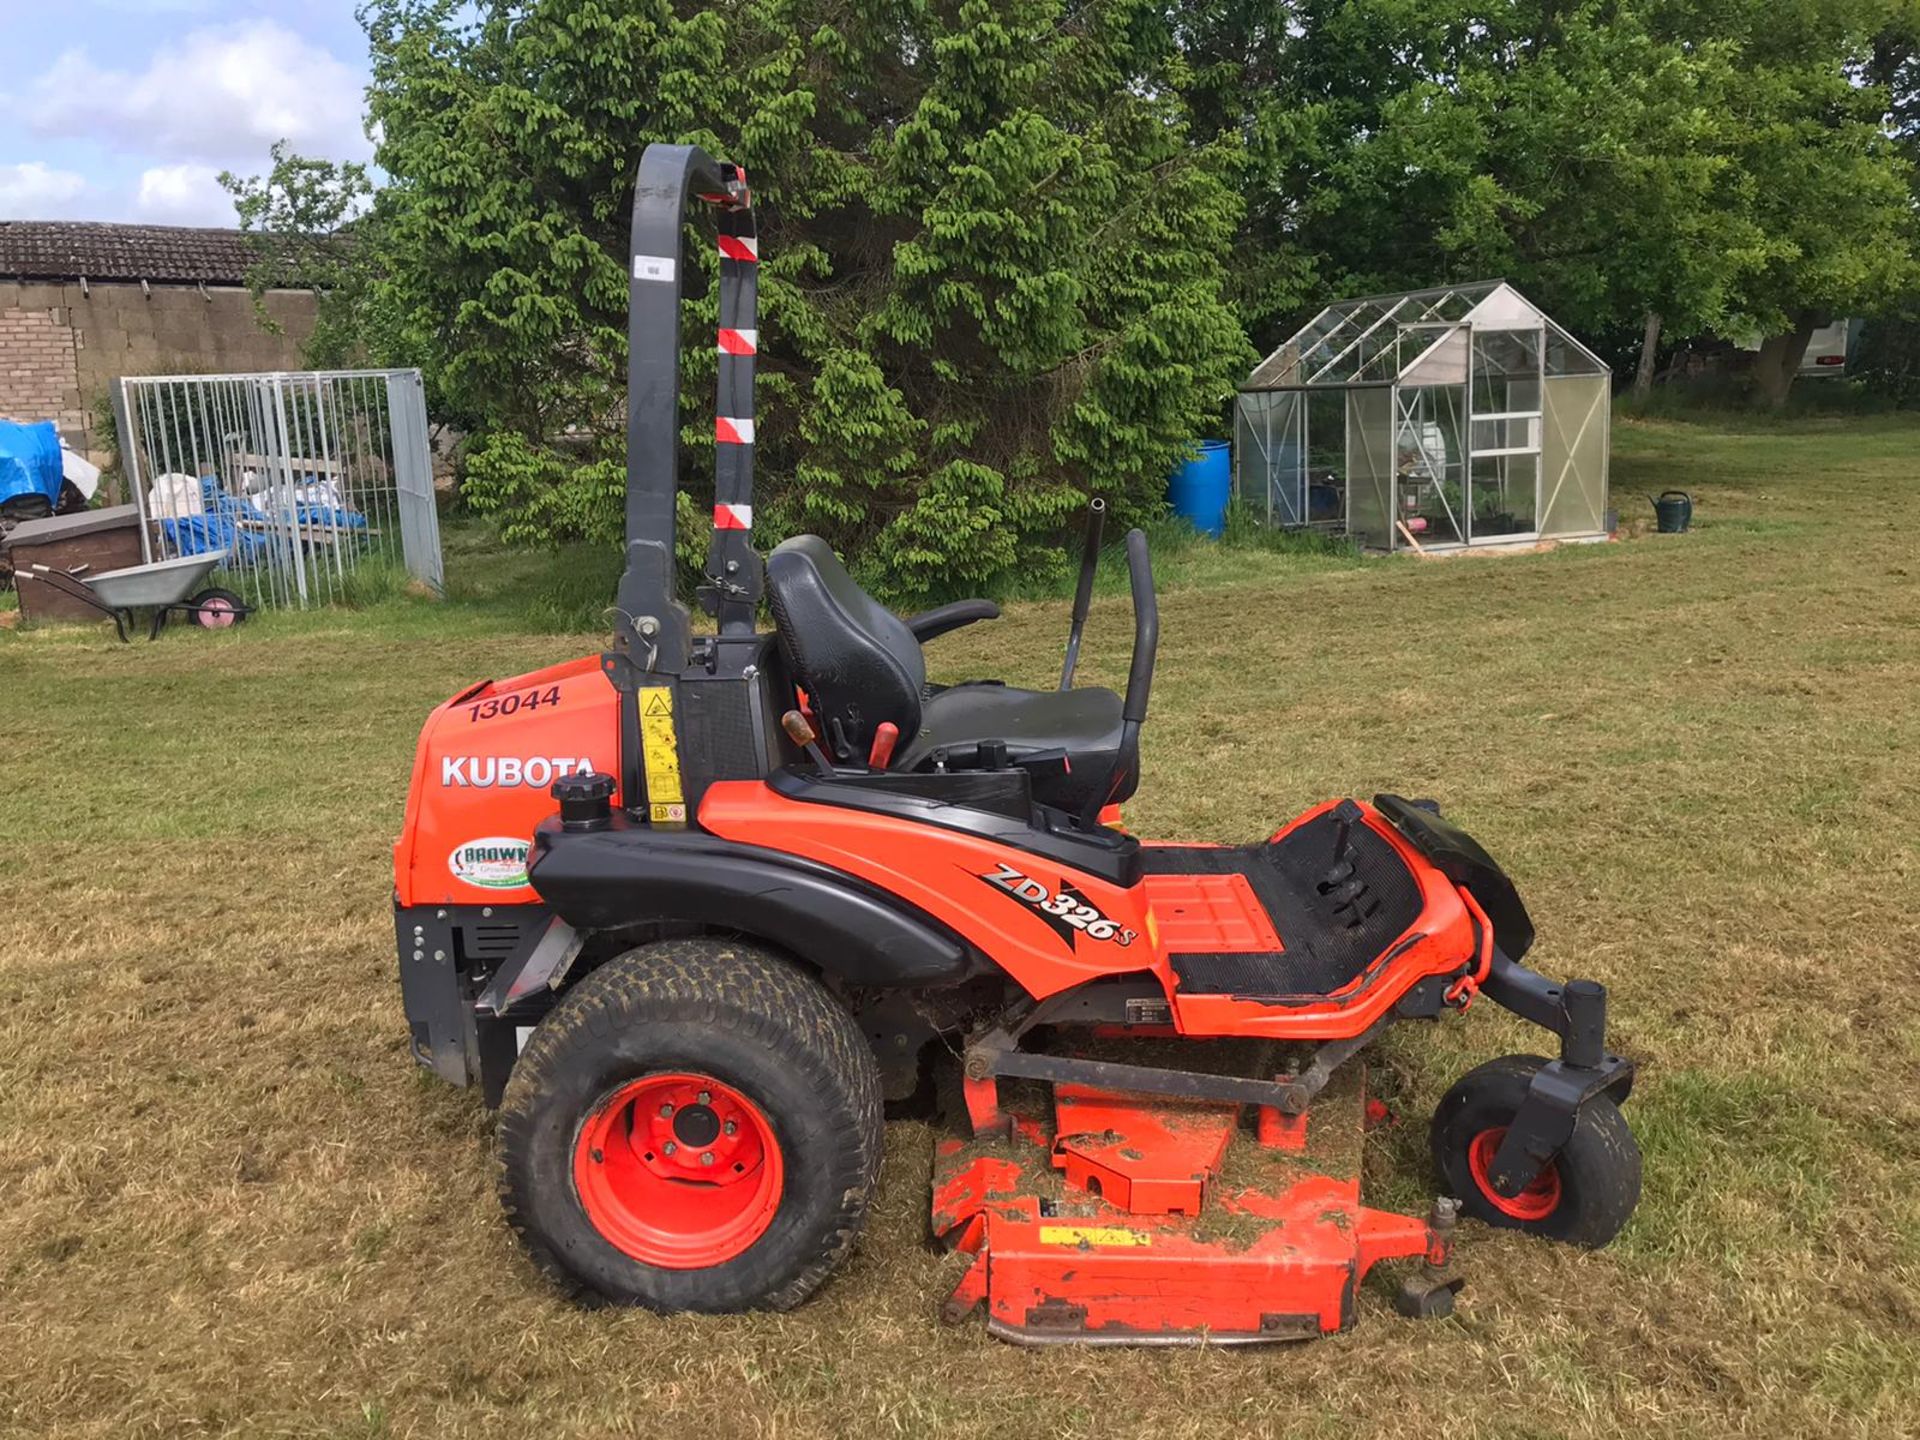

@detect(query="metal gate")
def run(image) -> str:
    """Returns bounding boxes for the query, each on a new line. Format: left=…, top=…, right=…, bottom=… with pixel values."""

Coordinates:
left=113, top=369, right=443, bottom=610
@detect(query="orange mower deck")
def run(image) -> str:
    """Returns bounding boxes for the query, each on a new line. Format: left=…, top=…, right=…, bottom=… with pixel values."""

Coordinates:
left=934, top=1057, right=1455, bottom=1345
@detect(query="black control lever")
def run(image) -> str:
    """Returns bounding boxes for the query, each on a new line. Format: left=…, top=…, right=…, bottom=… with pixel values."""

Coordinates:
left=1319, top=800, right=1376, bottom=928
left=781, top=710, right=836, bottom=778
left=1059, top=496, right=1106, bottom=690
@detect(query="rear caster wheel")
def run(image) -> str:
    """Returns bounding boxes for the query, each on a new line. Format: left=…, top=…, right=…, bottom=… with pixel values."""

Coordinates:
left=1393, top=1273, right=1462, bottom=1320
left=1431, top=1054, right=1640, bottom=1248
left=498, top=937, right=883, bottom=1311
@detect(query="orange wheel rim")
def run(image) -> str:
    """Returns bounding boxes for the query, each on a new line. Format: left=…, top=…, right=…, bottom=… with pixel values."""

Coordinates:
left=573, top=1072, right=784, bottom=1267
left=1466, top=1125, right=1563, bottom=1221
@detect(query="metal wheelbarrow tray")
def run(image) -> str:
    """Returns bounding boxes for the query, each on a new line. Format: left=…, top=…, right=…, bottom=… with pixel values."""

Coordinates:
left=20, top=551, right=252, bottom=641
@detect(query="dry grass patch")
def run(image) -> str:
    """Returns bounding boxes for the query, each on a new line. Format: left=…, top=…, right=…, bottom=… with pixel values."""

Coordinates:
left=1, top=412, right=1917, bottom=1438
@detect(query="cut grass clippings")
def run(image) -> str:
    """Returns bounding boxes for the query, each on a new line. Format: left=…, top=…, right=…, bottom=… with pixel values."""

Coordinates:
left=0, top=410, right=1917, bottom=1438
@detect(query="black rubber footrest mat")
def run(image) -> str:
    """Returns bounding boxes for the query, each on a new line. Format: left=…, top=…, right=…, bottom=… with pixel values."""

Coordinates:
left=1148, top=809, right=1424, bottom=997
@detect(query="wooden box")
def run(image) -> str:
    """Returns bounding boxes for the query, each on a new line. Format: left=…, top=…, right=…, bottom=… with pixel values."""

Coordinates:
left=4, top=505, right=150, bottom=622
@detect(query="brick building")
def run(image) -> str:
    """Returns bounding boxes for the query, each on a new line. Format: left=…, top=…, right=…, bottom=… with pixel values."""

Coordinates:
left=0, top=222, right=318, bottom=460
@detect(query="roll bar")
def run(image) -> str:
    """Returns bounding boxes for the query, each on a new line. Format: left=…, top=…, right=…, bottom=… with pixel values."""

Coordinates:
left=611, top=143, right=760, bottom=682
left=1059, top=497, right=1106, bottom=690
left=1121, top=527, right=1158, bottom=725
left=1078, top=527, right=1157, bottom=828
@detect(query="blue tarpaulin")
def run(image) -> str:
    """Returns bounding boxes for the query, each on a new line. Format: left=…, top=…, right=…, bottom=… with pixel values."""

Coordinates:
left=0, top=420, right=62, bottom=508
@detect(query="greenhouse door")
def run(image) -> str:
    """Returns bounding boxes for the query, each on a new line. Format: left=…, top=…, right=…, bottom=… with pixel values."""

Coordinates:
left=1467, top=328, right=1544, bottom=542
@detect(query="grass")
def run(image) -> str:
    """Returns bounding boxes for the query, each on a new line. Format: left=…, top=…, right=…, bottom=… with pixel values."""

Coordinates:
left=2, top=408, right=1919, bottom=1438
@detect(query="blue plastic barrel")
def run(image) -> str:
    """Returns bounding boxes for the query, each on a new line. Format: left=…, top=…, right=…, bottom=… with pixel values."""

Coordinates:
left=1168, top=439, right=1231, bottom=537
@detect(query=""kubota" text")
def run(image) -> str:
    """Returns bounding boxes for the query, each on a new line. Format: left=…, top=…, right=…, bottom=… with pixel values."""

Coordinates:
left=442, top=755, right=596, bottom=788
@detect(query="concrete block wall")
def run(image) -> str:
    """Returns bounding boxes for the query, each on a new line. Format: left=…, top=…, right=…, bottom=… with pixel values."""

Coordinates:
left=0, top=280, right=318, bottom=459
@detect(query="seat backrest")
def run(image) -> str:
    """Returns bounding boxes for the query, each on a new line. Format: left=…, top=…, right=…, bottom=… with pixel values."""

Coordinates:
left=765, top=535, right=925, bottom=761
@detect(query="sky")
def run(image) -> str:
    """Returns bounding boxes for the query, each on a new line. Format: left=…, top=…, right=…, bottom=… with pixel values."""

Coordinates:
left=0, top=1, right=374, bottom=227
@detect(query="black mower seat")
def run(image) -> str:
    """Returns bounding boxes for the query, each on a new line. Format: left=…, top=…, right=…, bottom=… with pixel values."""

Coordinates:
left=765, top=534, right=1131, bottom=812
left=897, top=682, right=1125, bottom=814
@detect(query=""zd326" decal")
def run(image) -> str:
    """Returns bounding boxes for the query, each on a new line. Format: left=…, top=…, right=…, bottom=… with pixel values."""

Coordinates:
left=980, top=862, right=1137, bottom=947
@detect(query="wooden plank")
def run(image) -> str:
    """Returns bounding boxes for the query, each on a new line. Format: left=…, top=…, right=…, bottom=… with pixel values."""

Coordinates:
left=231, top=452, right=344, bottom=476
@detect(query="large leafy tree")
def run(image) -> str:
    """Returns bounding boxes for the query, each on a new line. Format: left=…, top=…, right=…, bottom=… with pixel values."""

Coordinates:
left=1675, top=0, right=1917, bottom=404
left=1177, top=0, right=1771, bottom=364
left=360, top=0, right=1251, bottom=602
left=1197, top=0, right=1914, bottom=399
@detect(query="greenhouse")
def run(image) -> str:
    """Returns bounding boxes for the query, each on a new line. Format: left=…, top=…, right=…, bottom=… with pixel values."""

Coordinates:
left=1234, top=281, right=1612, bottom=552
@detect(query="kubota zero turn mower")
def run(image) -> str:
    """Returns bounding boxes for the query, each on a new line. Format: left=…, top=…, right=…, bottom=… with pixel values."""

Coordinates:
left=393, top=146, right=1641, bottom=1342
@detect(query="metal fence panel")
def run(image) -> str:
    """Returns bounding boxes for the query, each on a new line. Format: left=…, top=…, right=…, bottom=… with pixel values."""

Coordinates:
left=386, top=370, right=444, bottom=592
left=115, top=368, right=443, bottom=611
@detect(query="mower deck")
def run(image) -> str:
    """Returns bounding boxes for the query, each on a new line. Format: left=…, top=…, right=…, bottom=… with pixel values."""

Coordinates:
left=933, top=1049, right=1451, bottom=1345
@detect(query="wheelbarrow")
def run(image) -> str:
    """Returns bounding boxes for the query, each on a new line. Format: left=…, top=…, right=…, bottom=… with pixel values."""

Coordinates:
left=18, top=552, right=251, bottom=642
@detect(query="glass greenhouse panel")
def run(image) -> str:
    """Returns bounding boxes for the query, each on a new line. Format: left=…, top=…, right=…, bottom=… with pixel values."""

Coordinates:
left=1472, top=329, right=1543, bottom=415
left=1469, top=415, right=1542, bottom=454
left=1305, top=389, right=1346, bottom=525
left=1234, top=389, right=1307, bottom=526
left=1540, top=374, right=1611, bottom=536
left=1345, top=388, right=1395, bottom=549
left=1469, top=452, right=1539, bottom=539
left=1394, top=386, right=1466, bottom=546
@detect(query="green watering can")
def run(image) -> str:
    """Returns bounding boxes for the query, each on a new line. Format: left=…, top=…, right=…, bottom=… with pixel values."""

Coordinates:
left=1652, top=490, right=1692, bottom=533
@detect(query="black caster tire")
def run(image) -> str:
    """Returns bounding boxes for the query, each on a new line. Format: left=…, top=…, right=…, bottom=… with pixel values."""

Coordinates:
left=1431, top=1053, right=1640, bottom=1248
left=1393, top=1273, right=1462, bottom=1320
left=498, top=937, right=883, bottom=1311
left=189, top=588, right=247, bottom=628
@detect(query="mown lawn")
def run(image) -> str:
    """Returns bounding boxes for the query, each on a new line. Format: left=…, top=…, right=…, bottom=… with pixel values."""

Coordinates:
left=1, top=411, right=1916, bottom=1439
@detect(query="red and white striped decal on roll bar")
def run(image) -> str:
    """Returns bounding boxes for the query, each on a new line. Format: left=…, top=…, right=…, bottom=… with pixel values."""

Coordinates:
left=714, top=503, right=753, bottom=531
left=717, top=328, right=758, bottom=355
left=717, top=235, right=759, bottom=263
left=715, top=416, right=756, bottom=444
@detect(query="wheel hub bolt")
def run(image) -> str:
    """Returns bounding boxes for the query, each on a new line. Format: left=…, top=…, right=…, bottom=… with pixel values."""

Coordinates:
left=724, top=1120, right=737, bottom=1136
left=663, top=1141, right=677, bottom=1156
left=701, top=1152, right=715, bottom=1166
left=698, top=1090, right=711, bottom=1104
left=659, top=1103, right=674, bottom=1117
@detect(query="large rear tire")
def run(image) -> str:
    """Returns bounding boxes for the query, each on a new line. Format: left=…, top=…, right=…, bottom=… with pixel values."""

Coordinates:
left=498, top=937, right=883, bottom=1311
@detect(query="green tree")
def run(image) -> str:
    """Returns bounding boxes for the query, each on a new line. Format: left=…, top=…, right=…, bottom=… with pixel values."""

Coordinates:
left=361, top=0, right=1252, bottom=602
left=220, top=141, right=378, bottom=368
left=1685, top=0, right=1917, bottom=405
left=1198, top=0, right=1914, bottom=403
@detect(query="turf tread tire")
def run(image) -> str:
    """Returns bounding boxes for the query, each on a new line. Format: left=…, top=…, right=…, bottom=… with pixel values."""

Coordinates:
left=1431, top=1052, right=1640, bottom=1249
left=497, top=937, right=883, bottom=1311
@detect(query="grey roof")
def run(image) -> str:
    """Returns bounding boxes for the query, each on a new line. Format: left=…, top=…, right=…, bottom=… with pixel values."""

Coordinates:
left=0, top=222, right=256, bottom=286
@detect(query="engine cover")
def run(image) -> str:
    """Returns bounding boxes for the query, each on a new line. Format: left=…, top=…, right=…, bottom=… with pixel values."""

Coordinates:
left=393, top=654, right=620, bottom=907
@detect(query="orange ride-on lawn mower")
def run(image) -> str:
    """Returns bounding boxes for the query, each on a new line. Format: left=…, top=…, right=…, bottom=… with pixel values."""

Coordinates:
left=393, top=145, right=1641, bottom=1343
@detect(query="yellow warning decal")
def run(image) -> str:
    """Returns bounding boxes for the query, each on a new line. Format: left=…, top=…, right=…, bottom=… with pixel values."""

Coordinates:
left=638, top=687, right=684, bottom=822
left=1038, top=1225, right=1151, bottom=1248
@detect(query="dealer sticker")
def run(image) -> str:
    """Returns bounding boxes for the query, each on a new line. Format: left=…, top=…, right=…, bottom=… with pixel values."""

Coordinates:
left=449, top=836, right=532, bottom=890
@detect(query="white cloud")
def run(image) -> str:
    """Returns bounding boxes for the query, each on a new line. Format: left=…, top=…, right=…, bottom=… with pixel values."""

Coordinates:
left=133, top=164, right=237, bottom=226
left=0, top=162, right=91, bottom=219
left=30, top=21, right=369, bottom=168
